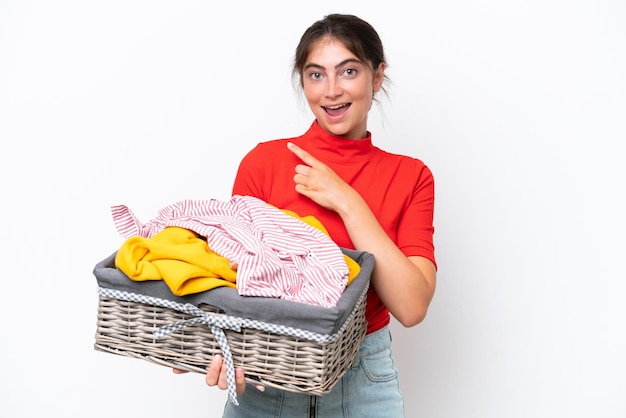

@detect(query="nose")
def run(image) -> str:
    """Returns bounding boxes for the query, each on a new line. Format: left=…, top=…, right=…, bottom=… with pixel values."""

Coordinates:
left=325, top=76, right=343, bottom=98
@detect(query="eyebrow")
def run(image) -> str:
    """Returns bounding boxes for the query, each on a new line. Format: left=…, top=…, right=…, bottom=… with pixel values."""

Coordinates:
left=303, top=58, right=363, bottom=72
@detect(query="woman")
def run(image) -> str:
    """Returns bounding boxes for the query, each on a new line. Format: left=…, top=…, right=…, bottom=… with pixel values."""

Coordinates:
left=184, top=13, right=437, bottom=417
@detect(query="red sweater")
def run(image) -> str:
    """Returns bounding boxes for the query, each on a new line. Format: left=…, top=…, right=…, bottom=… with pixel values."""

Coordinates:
left=232, top=120, right=436, bottom=333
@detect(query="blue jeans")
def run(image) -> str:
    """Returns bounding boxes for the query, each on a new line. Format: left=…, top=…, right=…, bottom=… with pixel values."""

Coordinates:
left=222, top=326, right=405, bottom=417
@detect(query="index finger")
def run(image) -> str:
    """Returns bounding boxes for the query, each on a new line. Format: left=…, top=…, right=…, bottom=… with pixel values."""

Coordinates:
left=287, top=142, right=318, bottom=166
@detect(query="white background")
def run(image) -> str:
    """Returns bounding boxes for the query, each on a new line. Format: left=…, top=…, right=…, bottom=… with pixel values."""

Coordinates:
left=1, top=1, right=625, bottom=417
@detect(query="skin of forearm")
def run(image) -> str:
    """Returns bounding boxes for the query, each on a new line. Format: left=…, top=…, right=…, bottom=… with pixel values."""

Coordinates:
left=336, top=193, right=436, bottom=327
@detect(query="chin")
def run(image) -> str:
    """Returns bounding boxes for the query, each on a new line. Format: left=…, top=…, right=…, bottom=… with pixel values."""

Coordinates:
left=319, top=121, right=349, bottom=137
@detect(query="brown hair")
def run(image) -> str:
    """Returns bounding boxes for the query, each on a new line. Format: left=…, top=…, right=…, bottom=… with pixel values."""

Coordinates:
left=292, top=14, right=388, bottom=94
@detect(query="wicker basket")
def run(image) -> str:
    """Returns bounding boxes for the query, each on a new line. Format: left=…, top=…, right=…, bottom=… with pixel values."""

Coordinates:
left=93, top=248, right=372, bottom=403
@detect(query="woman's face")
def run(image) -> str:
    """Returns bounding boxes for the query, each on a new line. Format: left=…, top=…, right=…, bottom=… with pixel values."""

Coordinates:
left=302, top=38, right=385, bottom=140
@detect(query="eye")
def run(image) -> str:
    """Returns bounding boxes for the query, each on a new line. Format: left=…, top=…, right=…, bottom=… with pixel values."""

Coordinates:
left=343, top=68, right=358, bottom=78
left=308, top=72, right=323, bottom=80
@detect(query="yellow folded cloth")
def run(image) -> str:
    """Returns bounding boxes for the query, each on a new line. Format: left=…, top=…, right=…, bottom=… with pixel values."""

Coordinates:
left=115, top=226, right=236, bottom=296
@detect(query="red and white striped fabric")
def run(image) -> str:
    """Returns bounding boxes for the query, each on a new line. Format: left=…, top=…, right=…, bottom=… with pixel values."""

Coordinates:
left=110, top=195, right=349, bottom=307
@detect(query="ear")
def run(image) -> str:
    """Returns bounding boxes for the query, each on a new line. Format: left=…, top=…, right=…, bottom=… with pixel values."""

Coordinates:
left=374, top=62, right=387, bottom=93
left=373, top=63, right=386, bottom=92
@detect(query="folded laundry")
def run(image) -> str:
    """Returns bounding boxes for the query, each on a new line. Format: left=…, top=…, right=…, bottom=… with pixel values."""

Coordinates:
left=111, top=195, right=358, bottom=307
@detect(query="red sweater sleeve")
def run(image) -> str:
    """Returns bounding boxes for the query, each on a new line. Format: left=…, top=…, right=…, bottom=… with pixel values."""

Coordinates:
left=231, top=144, right=268, bottom=200
left=396, top=163, right=436, bottom=269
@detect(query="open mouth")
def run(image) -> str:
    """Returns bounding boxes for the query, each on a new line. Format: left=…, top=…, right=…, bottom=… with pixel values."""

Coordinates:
left=323, top=103, right=351, bottom=117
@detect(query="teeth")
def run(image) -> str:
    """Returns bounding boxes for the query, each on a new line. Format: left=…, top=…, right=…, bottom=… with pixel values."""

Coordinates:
left=326, top=104, right=345, bottom=110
